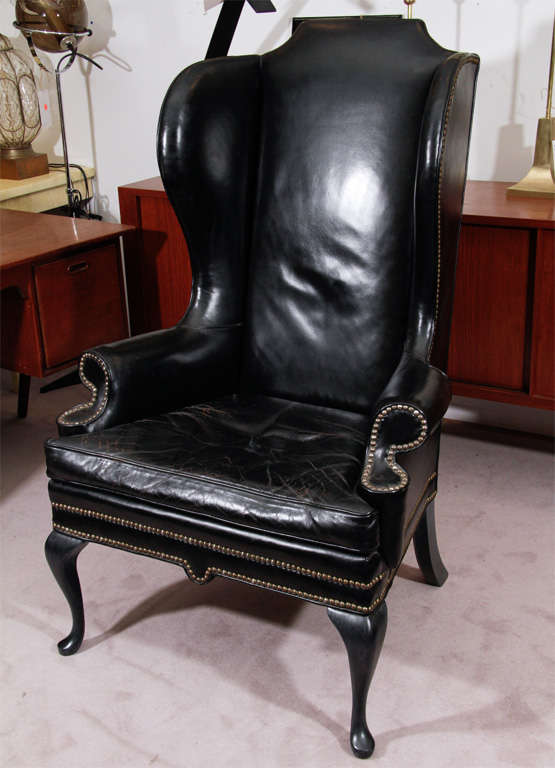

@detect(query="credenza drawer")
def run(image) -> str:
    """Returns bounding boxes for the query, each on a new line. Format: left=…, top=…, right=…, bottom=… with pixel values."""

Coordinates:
left=34, top=243, right=128, bottom=368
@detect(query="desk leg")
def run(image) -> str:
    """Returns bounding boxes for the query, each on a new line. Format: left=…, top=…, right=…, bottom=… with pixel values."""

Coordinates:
left=17, top=374, right=30, bottom=419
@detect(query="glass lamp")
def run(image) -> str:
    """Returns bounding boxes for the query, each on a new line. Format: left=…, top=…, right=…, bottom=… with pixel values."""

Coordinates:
left=0, top=33, right=48, bottom=179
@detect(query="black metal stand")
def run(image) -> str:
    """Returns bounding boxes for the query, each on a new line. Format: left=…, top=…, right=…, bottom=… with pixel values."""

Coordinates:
left=206, top=0, right=276, bottom=59
left=15, top=369, right=80, bottom=419
left=40, top=369, right=80, bottom=394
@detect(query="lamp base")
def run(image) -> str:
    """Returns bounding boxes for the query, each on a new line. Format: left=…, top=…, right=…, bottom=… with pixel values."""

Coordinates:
left=506, top=168, right=555, bottom=199
left=0, top=146, right=49, bottom=180
left=506, top=118, right=555, bottom=199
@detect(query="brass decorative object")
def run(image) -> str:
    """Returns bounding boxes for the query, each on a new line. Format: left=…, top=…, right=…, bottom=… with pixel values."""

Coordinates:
left=507, top=16, right=555, bottom=199
left=0, top=33, right=48, bottom=179
left=14, top=0, right=90, bottom=71
left=404, top=0, right=416, bottom=20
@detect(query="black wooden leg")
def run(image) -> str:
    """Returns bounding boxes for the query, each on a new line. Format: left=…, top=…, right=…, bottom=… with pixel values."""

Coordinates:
left=413, top=500, right=448, bottom=587
left=45, top=530, right=88, bottom=656
left=39, top=368, right=79, bottom=393
left=328, top=602, right=388, bottom=759
left=17, top=373, right=30, bottom=418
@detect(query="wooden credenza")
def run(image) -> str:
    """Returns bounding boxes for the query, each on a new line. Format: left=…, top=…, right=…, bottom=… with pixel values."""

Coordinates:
left=118, top=179, right=554, bottom=410
left=118, top=177, right=192, bottom=335
left=450, top=182, right=554, bottom=410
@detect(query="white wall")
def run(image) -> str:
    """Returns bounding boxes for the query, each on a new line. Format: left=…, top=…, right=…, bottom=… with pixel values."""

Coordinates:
left=2, top=0, right=553, bottom=219
left=2, top=0, right=553, bottom=435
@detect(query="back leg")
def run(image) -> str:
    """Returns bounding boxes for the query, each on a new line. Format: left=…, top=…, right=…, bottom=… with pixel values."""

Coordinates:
left=413, top=500, right=448, bottom=587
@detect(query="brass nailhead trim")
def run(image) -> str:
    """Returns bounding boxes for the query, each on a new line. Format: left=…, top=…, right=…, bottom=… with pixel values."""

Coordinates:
left=51, top=481, right=439, bottom=615
left=429, top=56, right=480, bottom=358
left=58, top=352, right=110, bottom=427
left=409, top=473, right=437, bottom=519
left=52, top=523, right=389, bottom=615
left=423, top=490, right=437, bottom=509
left=360, top=404, right=428, bottom=493
left=51, top=502, right=385, bottom=590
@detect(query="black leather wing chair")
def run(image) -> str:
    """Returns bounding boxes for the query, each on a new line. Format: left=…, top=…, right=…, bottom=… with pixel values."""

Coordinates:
left=44, top=17, right=478, bottom=759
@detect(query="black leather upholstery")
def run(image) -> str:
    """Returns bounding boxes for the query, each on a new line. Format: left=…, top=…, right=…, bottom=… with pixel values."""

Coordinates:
left=49, top=395, right=379, bottom=552
left=44, top=18, right=478, bottom=756
left=45, top=13, right=478, bottom=659
left=243, top=21, right=448, bottom=412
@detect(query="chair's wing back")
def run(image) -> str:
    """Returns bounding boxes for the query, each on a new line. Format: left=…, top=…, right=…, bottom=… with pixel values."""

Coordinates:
left=411, top=52, right=479, bottom=370
left=158, top=55, right=261, bottom=329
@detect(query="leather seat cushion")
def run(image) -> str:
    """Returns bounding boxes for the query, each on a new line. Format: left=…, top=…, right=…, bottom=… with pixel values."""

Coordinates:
left=46, top=395, right=379, bottom=553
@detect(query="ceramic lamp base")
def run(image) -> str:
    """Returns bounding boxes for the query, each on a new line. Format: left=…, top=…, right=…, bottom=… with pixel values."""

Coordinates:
left=0, top=146, right=49, bottom=180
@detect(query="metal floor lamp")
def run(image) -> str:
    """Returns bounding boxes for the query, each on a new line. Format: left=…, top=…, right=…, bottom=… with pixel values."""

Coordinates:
left=14, top=3, right=102, bottom=218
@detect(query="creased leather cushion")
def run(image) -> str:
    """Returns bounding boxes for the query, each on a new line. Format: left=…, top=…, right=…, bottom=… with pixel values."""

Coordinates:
left=46, top=395, right=379, bottom=553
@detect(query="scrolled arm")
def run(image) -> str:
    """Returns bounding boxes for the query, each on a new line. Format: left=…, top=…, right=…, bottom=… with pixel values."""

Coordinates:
left=57, top=324, right=241, bottom=436
left=360, top=354, right=450, bottom=494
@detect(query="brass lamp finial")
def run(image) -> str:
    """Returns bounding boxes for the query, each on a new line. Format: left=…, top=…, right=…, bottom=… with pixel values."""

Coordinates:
left=404, top=0, right=416, bottom=20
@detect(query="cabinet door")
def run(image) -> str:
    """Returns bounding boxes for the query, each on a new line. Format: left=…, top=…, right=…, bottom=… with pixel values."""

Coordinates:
left=119, top=188, right=192, bottom=336
left=530, top=229, right=554, bottom=403
left=34, top=243, right=128, bottom=369
left=448, top=225, right=531, bottom=390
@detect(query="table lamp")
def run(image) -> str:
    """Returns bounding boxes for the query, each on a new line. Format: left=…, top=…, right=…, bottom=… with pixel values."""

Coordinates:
left=0, top=33, right=48, bottom=179
left=507, top=15, right=555, bottom=198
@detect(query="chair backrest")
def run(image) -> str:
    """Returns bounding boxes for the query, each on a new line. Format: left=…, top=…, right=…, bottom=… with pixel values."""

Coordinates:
left=158, top=18, right=479, bottom=414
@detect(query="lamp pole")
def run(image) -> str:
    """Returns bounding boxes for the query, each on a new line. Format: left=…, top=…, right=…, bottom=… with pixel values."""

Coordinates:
left=404, top=0, right=416, bottom=20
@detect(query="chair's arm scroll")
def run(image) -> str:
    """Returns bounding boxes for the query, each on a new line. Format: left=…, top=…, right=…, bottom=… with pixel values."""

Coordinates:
left=57, top=324, right=241, bottom=436
left=360, top=355, right=450, bottom=494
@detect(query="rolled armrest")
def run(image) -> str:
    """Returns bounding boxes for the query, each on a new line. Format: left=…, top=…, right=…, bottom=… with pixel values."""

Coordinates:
left=359, top=354, right=451, bottom=494
left=57, top=324, right=241, bottom=435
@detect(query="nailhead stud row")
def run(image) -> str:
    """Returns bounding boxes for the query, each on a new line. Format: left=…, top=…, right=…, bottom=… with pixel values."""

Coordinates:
left=58, top=352, right=110, bottom=427
left=50, top=479, right=439, bottom=615
left=53, top=523, right=390, bottom=615
left=361, top=403, right=427, bottom=493
left=52, top=502, right=385, bottom=590
left=428, top=56, right=480, bottom=360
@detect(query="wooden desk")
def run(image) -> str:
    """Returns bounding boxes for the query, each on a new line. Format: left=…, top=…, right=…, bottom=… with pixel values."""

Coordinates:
left=1, top=210, right=133, bottom=416
left=118, top=178, right=554, bottom=410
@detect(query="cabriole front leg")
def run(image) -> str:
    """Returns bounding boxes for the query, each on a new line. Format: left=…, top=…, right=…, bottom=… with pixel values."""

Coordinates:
left=413, top=500, right=448, bottom=587
left=45, top=530, right=88, bottom=656
left=328, top=602, right=388, bottom=759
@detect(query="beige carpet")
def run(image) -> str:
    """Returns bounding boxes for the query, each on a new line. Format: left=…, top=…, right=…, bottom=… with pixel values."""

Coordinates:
left=1, top=379, right=554, bottom=768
